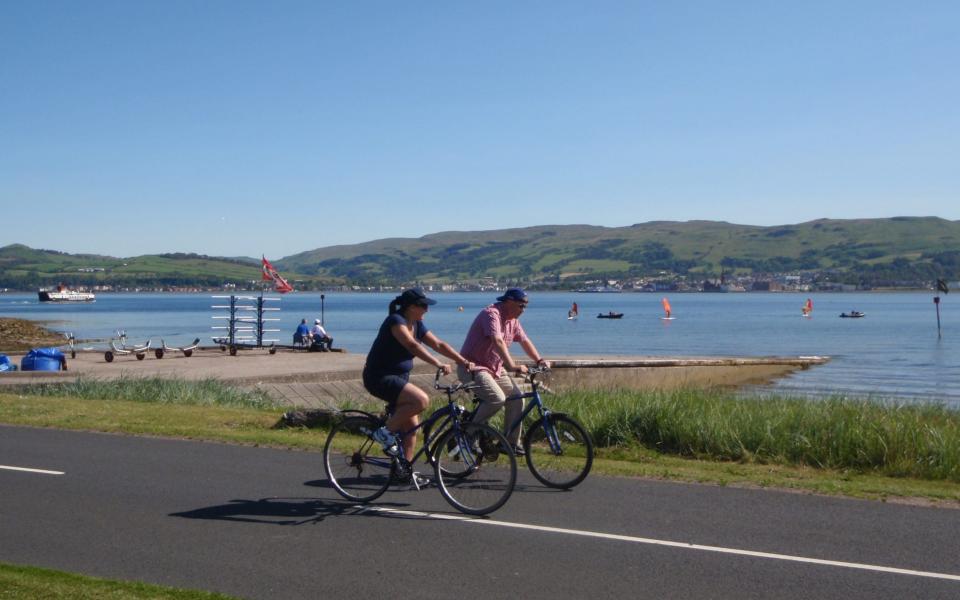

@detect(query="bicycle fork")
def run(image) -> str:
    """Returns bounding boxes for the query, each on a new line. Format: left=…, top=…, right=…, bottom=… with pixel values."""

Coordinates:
left=446, top=425, right=482, bottom=470
left=539, top=409, right=564, bottom=455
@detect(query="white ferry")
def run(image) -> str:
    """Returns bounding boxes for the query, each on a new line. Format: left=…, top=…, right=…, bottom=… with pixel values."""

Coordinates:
left=38, top=284, right=96, bottom=303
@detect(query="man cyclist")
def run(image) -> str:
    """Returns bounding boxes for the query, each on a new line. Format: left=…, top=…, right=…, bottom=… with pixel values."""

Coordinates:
left=457, top=288, right=551, bottom=454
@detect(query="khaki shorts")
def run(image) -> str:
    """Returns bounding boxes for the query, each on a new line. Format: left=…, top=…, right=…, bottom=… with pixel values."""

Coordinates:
left=457, top=365, right=524, bottom=446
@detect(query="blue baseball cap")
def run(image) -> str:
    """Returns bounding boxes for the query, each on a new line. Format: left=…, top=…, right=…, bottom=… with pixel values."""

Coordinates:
left=398, top=287, right=437, bottom=306
left=496, top=288, right=527, bottom=303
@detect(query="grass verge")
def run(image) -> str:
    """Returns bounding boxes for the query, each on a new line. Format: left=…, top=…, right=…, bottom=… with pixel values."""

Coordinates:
left=0, top=562, right=237, bottom=599
left=10, top=376, right=275, bottom=409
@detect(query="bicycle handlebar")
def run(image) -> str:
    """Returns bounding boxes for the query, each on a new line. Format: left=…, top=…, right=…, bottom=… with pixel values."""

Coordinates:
left=434, top=367, right=477, bottom=395
left=433, top=366, right=548, bottom=392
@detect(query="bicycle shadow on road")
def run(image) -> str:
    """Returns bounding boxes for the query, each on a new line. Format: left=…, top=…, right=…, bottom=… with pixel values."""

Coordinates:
left=305, top=474, right=566, bottom=496
left=170, top=496, right=410, bottom=526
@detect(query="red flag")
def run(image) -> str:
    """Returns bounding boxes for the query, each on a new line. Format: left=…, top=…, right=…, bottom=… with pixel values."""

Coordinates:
left=261, top=256, right=293, bottom=293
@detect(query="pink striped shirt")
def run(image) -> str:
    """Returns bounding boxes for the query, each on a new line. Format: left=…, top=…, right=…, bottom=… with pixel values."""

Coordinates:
left=459, top=303, right=528, bottom=376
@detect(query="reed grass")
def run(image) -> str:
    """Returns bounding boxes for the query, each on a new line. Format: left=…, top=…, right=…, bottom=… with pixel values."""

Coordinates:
left=11, top=376, right=275, bottom=410
left=544, top=388, right=960, bottom=481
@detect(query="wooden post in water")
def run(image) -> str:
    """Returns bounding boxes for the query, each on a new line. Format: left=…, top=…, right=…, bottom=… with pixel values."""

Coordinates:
left=934, top=278, right=949, bottom=339
left=935, top=296, right=942, bottom=339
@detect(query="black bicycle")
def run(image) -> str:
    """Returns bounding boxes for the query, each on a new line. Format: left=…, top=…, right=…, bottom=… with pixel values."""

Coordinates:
left=323, top=370, right=517, bottom=515
left=425, top=366, right=593, bottom=489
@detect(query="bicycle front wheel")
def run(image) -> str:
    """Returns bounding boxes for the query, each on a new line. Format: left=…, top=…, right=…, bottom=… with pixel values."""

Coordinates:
left=435, top=423, right=516, bottom=516
left=425, top=410, right=477, bottom=479
left=324, top=415, right=393, bottom=503
left=523, top=414, right=593, bottom=489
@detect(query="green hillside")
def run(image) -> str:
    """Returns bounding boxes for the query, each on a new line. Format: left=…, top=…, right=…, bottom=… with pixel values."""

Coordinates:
left=0, top=246, right=286, bottom=290
left=2, top=217, right=959, bottom=290
left=276, top=217, right=960, bottom=286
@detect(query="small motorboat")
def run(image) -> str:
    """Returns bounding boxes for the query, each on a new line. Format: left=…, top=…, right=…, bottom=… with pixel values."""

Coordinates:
left=597, top=312, right=624, bottom=319
left=840, top=311, right=865, bottom=318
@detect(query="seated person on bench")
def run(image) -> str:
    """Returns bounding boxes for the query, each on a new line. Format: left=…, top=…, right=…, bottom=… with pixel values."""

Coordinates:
left=293, top=319, right=311, bottom=346
left=310, top=319, right=333, bottom=351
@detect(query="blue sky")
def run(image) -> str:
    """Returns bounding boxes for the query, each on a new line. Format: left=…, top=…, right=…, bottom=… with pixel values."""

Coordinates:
left=2, top=1, right=957, bottom=259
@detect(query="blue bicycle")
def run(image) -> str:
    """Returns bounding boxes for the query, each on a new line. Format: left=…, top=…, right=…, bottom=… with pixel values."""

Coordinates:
left=426, top=366, right=594, bottom=489
left=323, top=370, right=517, bottom=515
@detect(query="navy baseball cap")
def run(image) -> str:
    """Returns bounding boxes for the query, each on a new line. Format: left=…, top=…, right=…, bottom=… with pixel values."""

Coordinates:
left=496, top=288, right=528, bottom=303
left=398, top=287, right=437, bottom=306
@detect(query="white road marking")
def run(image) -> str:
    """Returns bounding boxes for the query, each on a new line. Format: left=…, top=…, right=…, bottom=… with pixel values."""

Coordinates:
left=0, top=465, right=65, bottom=475
left=363, top=506, right=960, bottom=582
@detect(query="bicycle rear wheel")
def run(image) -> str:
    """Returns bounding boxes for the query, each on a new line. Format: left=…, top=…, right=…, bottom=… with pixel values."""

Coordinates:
left=523, top=414, right=593, bottom=489
left=434, top=423, right=516, bottom=515
left=324, top=415, right=393, bottom=503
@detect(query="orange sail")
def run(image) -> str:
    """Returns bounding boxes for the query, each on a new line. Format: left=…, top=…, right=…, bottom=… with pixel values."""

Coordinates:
left=661, top=297, right=672, bottom=318
left=802, top=298, right=813, bottom=316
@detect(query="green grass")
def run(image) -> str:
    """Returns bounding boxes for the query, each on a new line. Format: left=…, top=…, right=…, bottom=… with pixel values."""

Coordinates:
left=11, top=376, right=275, bottom=409
left=541, top=388, right=960, bottom=482
left=0, top=563, right=238, bottom=599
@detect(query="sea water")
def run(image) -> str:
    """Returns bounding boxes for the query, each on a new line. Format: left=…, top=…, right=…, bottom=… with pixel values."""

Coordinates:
left=1, top=291, right=956, bottom=405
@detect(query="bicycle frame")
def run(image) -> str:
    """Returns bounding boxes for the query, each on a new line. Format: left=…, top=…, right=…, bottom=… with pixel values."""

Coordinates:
left=345, top=376, right=475, bottom=475
left=396, top=401, right=463, bottom=471
left=501, top=371, right=563, bottom=453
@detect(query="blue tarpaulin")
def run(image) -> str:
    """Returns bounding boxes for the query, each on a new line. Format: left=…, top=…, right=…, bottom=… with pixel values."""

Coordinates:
left=20, top=347, right=66, bottom=371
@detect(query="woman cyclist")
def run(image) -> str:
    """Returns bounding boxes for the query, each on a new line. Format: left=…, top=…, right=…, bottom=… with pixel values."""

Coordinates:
left=363, top=288, right=475, bottom=467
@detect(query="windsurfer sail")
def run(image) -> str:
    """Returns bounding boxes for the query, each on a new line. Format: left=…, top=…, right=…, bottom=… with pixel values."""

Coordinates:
left=261, top=256, right=293, bottom=294
left=802, top=298, right=813, bottom=317
left=661, top=297, right=672, bottom=319
left=568, top=302, right=579, bottom=319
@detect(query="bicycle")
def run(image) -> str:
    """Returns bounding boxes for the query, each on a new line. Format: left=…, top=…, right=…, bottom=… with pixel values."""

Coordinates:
left=323, top=369, right=517, bottom=516
left=425, top=366, right=593, bottom=489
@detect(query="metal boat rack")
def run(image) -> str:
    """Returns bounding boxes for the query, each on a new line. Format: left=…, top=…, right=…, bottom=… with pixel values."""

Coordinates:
left=211, top=295, right=280, bottom=355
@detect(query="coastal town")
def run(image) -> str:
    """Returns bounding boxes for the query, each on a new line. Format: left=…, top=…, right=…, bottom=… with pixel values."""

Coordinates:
left=18, top=270, right=951, bottom=296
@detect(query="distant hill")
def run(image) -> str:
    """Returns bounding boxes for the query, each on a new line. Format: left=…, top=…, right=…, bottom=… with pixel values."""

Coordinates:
left=275, top=217, right=960, bottom=286
left=0, top=245, right=275, bottom=290
left=2, top=217, right=959, bottom=290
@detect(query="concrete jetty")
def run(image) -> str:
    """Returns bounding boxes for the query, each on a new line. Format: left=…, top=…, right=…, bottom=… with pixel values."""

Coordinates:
left=0, top=347, right=829, bottom=411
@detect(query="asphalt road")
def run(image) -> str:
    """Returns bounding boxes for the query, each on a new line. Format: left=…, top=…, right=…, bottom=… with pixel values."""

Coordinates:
left=2, top=425, right=959, bottom=599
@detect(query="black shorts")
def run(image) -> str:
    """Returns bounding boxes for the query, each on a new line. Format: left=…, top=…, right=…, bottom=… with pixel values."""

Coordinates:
left=362, top=367, right=409, bottom=411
